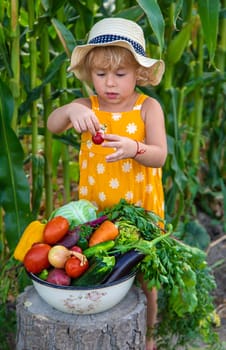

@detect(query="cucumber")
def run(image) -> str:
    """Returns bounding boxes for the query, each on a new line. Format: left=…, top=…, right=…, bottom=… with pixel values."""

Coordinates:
left=83, top=240, right=115, bottom=259
left=72, top=256, right=116, bottom=287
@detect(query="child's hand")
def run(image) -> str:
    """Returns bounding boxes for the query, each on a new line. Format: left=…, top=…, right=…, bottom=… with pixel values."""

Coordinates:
left=102, top=134, right=138, bottom=162
left=67, top=103, right=100, bottom=135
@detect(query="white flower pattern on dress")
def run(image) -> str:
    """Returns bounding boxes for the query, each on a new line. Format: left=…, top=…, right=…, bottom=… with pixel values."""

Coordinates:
left=133, top=104, right=142, bottom=110
left=88, top=176, right=95, bottom=185
left=125, top=191, right=133, bottom=201
left=135, top=172, right=144, bottom=182
left=87, top=140, right=93, bottom=149
left=99, top=192, right=106, bottom=202
left=112, top=113, right=122, bottom=121
left=109, top=178, right=120, bottom=189
left=80, top=186, right=88, bottom=196
left=81, top=160, right=87, bottom=169
left=122, top=161, right=132, bottom=173
left=126, top=122, right=137, bottom=134
left=97, top=163, right=105, bottom=174
left=146, top=184, right=153, bottom=192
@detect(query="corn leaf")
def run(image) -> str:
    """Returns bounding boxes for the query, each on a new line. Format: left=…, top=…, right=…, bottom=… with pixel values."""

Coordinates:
left=19, top=52, right=67, bottom=115
left=166, top=21, right=193, bottom=64
left=136, top=0, right=165, bottom=53
left=0, top=79, right=32, bottom=251
left=114, top=6, right=144, bottom=21
left=51, top=18, right=77, bottom=56
left=197, top=0, right=220, bottom=65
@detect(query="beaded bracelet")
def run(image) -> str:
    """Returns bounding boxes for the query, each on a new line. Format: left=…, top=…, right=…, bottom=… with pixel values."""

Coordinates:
left=133, top=140, right=146, bottom=158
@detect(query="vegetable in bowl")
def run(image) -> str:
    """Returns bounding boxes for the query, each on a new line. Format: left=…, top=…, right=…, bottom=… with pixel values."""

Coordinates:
left=48, top=199, right=98, bottom=229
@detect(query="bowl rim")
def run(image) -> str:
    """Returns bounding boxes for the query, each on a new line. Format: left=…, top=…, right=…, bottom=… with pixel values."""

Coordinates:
left=27, top=269, right=137, bottom=290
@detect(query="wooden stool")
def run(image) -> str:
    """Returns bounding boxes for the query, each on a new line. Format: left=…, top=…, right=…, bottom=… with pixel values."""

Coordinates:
left=16, top=285, right=147, bottom=350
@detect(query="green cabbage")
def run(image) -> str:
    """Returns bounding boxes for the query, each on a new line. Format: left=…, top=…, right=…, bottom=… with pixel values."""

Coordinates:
left=49, top=199, right=97, bottom=228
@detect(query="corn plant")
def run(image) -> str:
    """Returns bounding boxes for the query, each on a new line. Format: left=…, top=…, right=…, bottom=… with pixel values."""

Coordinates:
left=0, top=0, right=225, bottom=253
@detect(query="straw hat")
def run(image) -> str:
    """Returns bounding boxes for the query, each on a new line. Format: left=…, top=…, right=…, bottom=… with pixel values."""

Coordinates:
left=69, top=17, right=165, bottom=86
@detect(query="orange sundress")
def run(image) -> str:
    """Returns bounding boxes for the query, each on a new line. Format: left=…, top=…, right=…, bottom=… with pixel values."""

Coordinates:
left=78, top=94, right=164, bottom=219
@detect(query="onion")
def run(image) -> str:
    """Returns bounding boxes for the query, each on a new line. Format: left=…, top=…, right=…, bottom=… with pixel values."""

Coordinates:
left=48, top=245, right=70, bottom=268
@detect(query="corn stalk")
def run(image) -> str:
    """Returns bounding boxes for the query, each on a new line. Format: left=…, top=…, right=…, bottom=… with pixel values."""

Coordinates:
left=40, top=26, right=53, bottom=217
left=57, top=9, right=70, bottom=203
left=190, top=26, right=204, bottom=164
left=216, top=0, right=226, bottom=72
left=10, top=0, right=20, bottom=130
left=26, top=0, right=43, bottom=218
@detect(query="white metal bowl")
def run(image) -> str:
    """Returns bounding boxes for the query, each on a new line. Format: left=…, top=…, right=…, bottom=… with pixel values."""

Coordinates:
left=28, top=271, right=136, bottom=315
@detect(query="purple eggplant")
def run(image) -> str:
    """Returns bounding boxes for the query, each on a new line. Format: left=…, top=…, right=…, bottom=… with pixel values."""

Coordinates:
left=104, top=249, right=145, bottom=284
left=56, top=228, right=80, bottom=248
left=85, top=215, right=108, bottom=227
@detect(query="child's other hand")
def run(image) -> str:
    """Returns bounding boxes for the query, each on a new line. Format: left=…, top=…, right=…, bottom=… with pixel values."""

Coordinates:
left=67, top=103, right=100, bottom=135
left=103, top=134, right=137, bottom=162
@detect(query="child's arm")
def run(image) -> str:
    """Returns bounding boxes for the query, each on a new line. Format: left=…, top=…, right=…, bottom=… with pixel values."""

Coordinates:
left=138, top=96, right=167, bottom=167
left=47, top=98, right=100, bottom=135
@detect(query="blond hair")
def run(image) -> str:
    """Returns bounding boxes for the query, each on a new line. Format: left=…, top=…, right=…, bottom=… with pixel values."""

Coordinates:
left=79, top=46, right=152, bottom=86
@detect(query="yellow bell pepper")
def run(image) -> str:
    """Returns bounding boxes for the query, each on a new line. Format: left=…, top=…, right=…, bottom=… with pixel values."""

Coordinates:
left=14, top=220, right=46, bottom=262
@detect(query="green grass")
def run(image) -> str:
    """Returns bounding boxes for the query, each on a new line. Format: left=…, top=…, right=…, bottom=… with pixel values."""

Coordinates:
left=0, top=256, right=31, bottom=350
left=0, top=305, right=16, bottom=350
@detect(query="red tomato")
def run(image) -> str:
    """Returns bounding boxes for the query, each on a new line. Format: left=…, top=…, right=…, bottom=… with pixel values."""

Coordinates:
left=24, top=243, right=51, bottom=274
left=70, top=246, right=83, bottom=254
left=92, top=132, right=104, bottom=145
left=65, top=256, right=89, bottom=278
left=43, top=216, right=69, bottom=245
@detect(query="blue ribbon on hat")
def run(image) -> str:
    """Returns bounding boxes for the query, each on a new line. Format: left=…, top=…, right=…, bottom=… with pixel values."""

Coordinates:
left=88, top=34, right=145, bottom=56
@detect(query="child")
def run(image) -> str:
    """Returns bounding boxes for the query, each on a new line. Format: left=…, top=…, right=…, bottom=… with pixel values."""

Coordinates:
left=47, top=17, right=167, bottom=350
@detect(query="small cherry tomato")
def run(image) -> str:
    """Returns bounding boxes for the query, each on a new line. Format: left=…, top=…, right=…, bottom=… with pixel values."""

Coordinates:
left=70, top=246, right=83, bottom=253
left=24, top=243, right=51, bottom=274
left=65, top=256, right=89, bottom=278
left=43, top=216, right=69, bottom=245
left=92, top=132, right=104, bottom=145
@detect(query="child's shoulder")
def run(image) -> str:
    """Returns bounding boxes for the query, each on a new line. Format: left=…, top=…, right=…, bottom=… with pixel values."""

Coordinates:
left=75, top=97, right=91, bottom=108
left=141, top=95, right=164, bottom=120
left=141, top=95, right=162, bottom=109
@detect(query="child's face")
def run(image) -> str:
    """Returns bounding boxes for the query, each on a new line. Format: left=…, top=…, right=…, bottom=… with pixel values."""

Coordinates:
left=91, top=64, right=137, bottom=106
left=85, top=47, right=138, bottom=108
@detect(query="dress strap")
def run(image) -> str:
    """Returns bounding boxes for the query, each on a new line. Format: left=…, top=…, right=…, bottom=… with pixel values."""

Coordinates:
left=133, top=94, right=149, bottom=110
left=90, top=95, right=99, bottom=111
